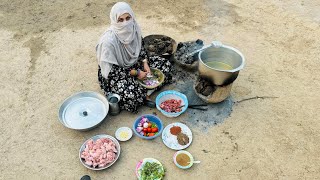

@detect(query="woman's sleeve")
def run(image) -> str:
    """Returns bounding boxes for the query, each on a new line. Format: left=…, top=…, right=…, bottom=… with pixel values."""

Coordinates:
left=100, top=61, right=112, bottom=79
left=139, top=38, right=148, bottom=59
left=97, top=42, right=117, bottom=79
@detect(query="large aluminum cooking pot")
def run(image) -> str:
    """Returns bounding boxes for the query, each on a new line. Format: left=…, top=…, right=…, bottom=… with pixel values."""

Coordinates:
left=198, top=42, right=245, bottom=85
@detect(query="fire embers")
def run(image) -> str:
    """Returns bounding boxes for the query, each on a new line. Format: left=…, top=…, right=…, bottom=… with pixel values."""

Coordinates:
left=195, top=77, right=216, bottom=96
left=193, top=77, right=233, bottom=103
left=174, top=39, right=204, bottom=65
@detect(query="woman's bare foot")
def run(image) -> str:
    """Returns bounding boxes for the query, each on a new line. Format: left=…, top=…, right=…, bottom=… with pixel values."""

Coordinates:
left=145, top=96, right=156, bottom=108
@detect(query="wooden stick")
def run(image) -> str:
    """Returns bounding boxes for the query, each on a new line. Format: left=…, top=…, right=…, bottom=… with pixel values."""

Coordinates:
left=236, top=96, right=279, bottom=103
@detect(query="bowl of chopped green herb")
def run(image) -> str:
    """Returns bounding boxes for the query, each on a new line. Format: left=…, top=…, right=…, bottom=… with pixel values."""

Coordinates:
left=135, top=158, right=165, bottom=180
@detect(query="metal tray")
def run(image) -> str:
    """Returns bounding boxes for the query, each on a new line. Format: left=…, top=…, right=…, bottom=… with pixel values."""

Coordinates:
left=79, top=134, right=120, bottom=170
left=58, top=91, right=109, bottom=131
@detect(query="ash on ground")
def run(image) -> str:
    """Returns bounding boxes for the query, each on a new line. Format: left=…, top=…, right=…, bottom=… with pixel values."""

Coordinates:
left=144, top=36, right=174, bottom=56
left=173, top=80, right=233, bottom=131
left=150, top=40, right=233, bottom=131
left=170, top=63, right=197, bottom=83
left=174, top=39, right=204, bottom=64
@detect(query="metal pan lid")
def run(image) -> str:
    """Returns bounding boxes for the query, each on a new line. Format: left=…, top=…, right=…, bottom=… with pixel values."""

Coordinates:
left=58, top=91, right=109, bottom=130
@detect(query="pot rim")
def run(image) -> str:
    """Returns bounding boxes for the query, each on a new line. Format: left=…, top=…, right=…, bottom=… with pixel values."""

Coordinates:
left=198, top=44, right=245, bottom=73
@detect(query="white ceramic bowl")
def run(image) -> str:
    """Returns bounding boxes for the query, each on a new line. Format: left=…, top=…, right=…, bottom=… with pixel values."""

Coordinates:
left=115, top=127, right=133, bottom=141
left=173, top=150, right=194, bottom=169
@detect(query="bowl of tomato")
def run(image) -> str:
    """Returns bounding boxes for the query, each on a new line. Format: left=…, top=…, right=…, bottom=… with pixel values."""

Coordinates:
left=133, top=114, right=163, bottom=140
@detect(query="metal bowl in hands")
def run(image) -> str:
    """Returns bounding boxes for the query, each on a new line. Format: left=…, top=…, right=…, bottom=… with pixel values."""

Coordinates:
left=58, top=91, right=109, bottom=131
left=137, top=68, right=165, bottom=89
left=79, top=134, right=120, bottom=170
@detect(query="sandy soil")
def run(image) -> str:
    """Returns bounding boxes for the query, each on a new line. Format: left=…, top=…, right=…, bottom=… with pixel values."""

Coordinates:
left=1, top=0, right=320, bottom=179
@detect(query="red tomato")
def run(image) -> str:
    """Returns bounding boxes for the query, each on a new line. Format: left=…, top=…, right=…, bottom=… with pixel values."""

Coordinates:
left=147, top=128, right=152, bottom=133
left=143, top=128, right=148, bottom=132
left=152, top=127, right=158, bottom=133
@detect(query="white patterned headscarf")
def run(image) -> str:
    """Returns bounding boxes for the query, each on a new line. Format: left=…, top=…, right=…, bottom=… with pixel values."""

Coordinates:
left=96, top=2, right=142, bottom=78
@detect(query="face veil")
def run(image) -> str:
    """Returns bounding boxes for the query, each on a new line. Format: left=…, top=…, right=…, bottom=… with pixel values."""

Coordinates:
left=96, top=2, right=142, bottom=78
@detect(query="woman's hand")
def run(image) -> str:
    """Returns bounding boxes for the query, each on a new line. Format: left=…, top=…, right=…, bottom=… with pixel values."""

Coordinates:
left=143, top=59, right=151, bottom=74
left=130, top=69, right=137, bottom=76
left=137, top=70, right=147, bottom=80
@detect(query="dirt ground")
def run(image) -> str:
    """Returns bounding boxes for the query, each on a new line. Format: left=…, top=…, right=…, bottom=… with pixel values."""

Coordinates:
left=1, top=0, right=320, bottom=179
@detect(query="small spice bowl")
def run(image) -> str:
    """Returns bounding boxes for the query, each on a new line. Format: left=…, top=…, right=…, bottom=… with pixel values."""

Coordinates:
left=115, top=127, right=133, bottom=141
left=173, top=150, right=195, bottom=169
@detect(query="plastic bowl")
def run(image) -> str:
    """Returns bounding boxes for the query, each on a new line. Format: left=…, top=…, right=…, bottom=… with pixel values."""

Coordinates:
left=133, top=114, right=163, bottom=140
left=155, top=90, right=188, bottom=118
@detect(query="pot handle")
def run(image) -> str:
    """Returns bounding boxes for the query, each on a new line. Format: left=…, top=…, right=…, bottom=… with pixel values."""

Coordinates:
left=211, top=41, right=222, bottom=48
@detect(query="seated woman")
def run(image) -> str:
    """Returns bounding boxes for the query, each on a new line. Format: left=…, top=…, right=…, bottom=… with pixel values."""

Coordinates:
left=96, top=2, right=172, bottom=113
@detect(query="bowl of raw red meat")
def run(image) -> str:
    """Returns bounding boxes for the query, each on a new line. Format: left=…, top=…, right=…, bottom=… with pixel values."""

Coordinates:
left=79, top=134, right=120, bottom=170
left=155, top=90, right=188, bottom=118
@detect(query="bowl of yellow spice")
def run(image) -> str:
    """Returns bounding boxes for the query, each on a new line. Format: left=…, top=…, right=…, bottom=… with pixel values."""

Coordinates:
left=115, top=127, right=133, bottom=142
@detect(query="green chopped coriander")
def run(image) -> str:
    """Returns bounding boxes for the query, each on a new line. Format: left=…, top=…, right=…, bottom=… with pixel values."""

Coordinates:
left=140, top=162, right=165, bottom=180
left=151, top=122, right=157, bottom=128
